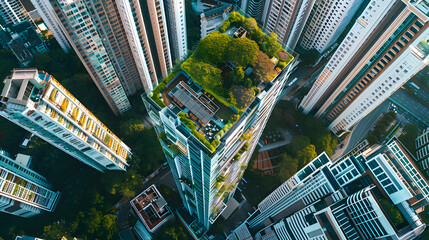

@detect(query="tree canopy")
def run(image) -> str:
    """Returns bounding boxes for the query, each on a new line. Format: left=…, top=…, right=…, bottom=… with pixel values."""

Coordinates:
left=231, top=85, right=255, bottom=109
left=227, top=37, right=259, bottom=67
left=197, top=31, right=232, bottom=63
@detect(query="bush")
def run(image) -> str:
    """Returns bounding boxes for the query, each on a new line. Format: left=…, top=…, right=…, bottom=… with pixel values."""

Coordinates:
left=191, top=129, right=215, bottom=152
left=178, top=112, right=196, bottom=130
left=218, top=20, right=230, bottom=33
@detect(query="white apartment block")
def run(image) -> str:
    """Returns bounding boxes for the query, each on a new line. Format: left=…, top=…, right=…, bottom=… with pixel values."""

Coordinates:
left=300, top=0, right=362, bottom=53
left=262, top=0, right=316, bottom=50
left=300, top=0, right=429, bottom=133
left=29, top=0, right=72, bottom=53
left=0, top=69, right=131, bottom=172
left=0, top=0, right=32, bottom=26
left=0, top=149, right=61, bottom=218
left=164, top=0, right=188, bottom=62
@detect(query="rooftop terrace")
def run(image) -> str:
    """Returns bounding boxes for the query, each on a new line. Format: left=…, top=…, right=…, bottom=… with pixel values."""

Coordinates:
left=149, top=12, right=294, bottom=152
left=130, top=185, right=172, bottom=232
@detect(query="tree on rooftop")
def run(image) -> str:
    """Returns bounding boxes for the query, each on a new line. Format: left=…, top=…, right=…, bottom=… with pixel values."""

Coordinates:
left=228, top=11, right=245, bottom=25
left=231, top=85, right=254, bottom=109
left=243, top=17, right=257, bottom=32
left=197, top=31, right=232, bottom=64
left=253, top=51, right=277, bottom=82
left=227, top=37, right=259, bottom=67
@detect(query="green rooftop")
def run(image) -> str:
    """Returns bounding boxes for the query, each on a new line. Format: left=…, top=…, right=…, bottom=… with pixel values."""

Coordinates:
left=149, top=12, right=294, bottom=152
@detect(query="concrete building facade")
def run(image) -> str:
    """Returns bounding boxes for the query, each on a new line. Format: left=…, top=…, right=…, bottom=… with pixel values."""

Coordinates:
left=0, top=0, right=32, bottom=27
left=164, top=0, right=188, bottom=63
left=299, top=0, right=429, bottom=133
left=0, top=69, right=131, bottom=172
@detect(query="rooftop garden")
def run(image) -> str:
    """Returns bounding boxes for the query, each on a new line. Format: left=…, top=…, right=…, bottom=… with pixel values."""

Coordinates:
left=149, top=12, right=293, bottom=152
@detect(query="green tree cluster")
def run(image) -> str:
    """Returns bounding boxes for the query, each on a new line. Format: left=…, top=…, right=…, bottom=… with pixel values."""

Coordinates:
left=253, top=51, right=277, bottom=82
left=399, top=124, right=419, bottom=154
left=197, top=31, right=232, bottom=63
left=227, top=37, right=259, bottom=67
left=367, top=111, right=397, bottom=144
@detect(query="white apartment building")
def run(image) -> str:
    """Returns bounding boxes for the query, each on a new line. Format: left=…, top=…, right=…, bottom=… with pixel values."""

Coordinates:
left=0, top=69, right=132, bottom=172
left=164, top=0, right=188, bottom=62
left=300, top=0, right=429, bottom=133
left=28, top=0, right=72, bottom=53
left=262, top=0, right=317, bottom=50
left=0, top=0, right=32, bottom=26
left=300, top=0, right=363, bottom=53
left=0, top=149, right=61, bottom=218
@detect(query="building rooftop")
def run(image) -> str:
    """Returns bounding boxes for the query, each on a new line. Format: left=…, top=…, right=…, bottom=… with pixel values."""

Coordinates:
left=149, top=11, right=294, bottom=152
left=130, top=185, right=172, bottom=233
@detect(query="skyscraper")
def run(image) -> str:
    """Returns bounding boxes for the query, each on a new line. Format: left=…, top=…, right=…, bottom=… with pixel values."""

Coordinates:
left=164, top=0, right=188, bottom=62
left=0, top=0, right=32, bottom=27
left=0, top=68, right=131, bottom=172
left=29, top=0, right=72, bottom=53
left=299, top=0, right=429, bottom=133
left=0, top=148, right=61, bottom=218
left=140, top=0, right=173, bottom=79
left=46, top=0, right=156, bottom=115
left=299, top=0, right=363, bottom=53
left=241, top=0, right=266, bottom=21
left=228, top=138, right=429, bottom=239
left=261, top=0, right=317, bottom=50
left=142, top=18, right=296, bottom=230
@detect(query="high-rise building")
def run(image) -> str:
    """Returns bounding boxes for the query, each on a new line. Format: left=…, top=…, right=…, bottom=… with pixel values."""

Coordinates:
left=416, top=128, right=429, bottom=174
left=0, top=148, right=61, bottom=218
left=142, top=23, right=296, bottom=229
left=241, top=0, right=266, bottom=21
left=0, top=20, right=49, bottom=67
left=299, top=0, right=363, bottom=53
left=0, top=0, right=32, bottom=27
left=29, top=0, right=72, bottom=53
left=228, top=138, right=429, bottom=239
left=140, top=0, right=173, bottom=79
left=0, top=68, right=132, bottom=172
left=49, top=0, right=155, bottom=115
left=164, top=0, right=188, bottom=62
left=299, top=0, right=429, bottom=133
left=261, top=0, right=317, bottom=50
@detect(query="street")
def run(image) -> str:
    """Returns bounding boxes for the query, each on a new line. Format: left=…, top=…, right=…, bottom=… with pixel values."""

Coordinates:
left=390, top=89, right=429, bottom=127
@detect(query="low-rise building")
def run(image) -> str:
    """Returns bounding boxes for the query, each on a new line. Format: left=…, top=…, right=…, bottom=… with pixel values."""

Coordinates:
left=130, top=185, right=173, bottom=236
